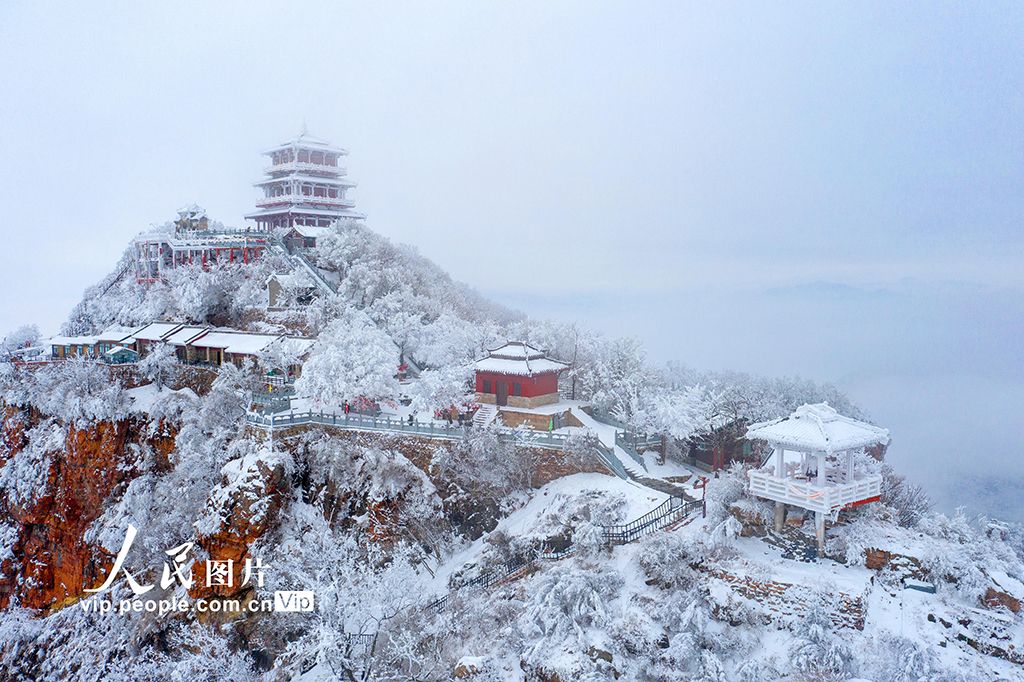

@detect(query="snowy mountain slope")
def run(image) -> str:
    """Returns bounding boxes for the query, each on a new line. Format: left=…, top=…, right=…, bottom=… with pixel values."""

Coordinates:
left=2, top=215, right=1021, bottom=680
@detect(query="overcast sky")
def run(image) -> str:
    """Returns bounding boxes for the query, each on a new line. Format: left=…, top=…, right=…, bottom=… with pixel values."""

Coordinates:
left=0, top=2, right=1021, bottom=516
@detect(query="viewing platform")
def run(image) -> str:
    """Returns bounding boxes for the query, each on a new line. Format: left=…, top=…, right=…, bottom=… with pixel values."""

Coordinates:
left=744, top=403, right=889, bottom=551
left=747, top=469, right=881, bottom=515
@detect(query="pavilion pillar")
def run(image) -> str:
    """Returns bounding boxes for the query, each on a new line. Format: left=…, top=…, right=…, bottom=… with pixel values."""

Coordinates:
left=815, top=511, right=826, bottom=553
left=774, top=502, right=786, bottom=532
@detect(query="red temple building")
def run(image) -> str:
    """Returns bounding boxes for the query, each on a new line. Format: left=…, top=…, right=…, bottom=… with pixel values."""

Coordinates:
left=245, top=127, right=365, bottom=231
left=474, top=342, right=568, bottom=408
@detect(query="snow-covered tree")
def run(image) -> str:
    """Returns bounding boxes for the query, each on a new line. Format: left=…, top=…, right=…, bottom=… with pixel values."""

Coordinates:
left=408, top=364, right=473, bottom=414
left=788, top=586, right=851, bottom=680
left=295, top=311, right=400, bottom=408
left=137, top=342, right=178, bottom=391
left=1, top=324, right=40, bottom=355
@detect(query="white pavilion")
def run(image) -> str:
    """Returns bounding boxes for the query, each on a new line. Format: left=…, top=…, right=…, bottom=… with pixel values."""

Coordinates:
left=745, top=403, right=889, bottom=551
left=245, top=127, right=366, bottom=231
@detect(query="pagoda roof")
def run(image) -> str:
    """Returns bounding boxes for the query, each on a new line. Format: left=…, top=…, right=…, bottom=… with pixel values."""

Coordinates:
left=254, top=174, right=355, bottom=188
left=245, top=206, right=366, bottom=220
left=474, top=341, right=568, bottom=376
left=745, top=403, right=889, bottom=455
left=262, top=129, right=348, bottom=156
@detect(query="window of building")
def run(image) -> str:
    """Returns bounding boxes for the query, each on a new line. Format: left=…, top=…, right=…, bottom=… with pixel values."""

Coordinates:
left=483, top=379, right=492, bottom=393
left=513, top=382, right=522, bottom=396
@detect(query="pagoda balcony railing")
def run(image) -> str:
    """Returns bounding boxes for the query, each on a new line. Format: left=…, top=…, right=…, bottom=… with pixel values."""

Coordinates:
left=747, top=469, right=882, bottom=515
left=264, top=161, right=346, bottom=175
left=256, top=194, right=355, bottom=209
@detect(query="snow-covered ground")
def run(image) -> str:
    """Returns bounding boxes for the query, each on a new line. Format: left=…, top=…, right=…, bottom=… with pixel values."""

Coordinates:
left=426, top=473, right=666, bottom=594
left=124, top=384, right=197, bottom=413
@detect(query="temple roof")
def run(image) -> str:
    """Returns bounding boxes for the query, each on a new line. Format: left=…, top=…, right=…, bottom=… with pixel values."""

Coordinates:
left=745, top=402, right=889, bottom=455
left=474, top=342, right=568, bottom=376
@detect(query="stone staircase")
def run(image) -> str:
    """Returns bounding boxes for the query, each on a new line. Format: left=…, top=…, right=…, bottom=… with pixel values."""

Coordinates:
left=472, top=404, right=498, bottom=428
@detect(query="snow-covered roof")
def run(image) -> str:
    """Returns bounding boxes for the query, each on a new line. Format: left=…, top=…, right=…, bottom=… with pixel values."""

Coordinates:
left=49, top=334, right=100, bottom=346
left=291, top=225, right=331, bottom=239
left=272, top=336, right=316, bottom=358
left=177, top=203, right=207, bottom=219
left=105, top=345, right=137, bottom=356
left=96, top=325, right=138, bottom=343
left=262, top=129, right=348, bottom=156
left=254, top=175, right=354, bottom=188
left=132, top=322, right=185, bottom=342
left=267, top=272, right=316, bottom=289
left=163, top=326, right=210, bottom=346
left=745, top=403, right=889, bottom=455
left=189, top=331, right=283, bottom=356
left=245, top=206, right=365, bottom=220
left=475, top=342, right=569, bottom=376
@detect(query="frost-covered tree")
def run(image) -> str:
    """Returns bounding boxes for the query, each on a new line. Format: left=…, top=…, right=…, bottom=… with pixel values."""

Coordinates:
left=408, top=364, right=473, bottom=414
left=295, top=311, right=400, bottom=408
left=1, top=324, right=40, bottom=356
left=137, top=342, right=178, bottom=391
left=788, top=586, right=851, bottom=680
left=20, top=356, right=128, bottom=425
left=879, top=463, right=931, bottom=527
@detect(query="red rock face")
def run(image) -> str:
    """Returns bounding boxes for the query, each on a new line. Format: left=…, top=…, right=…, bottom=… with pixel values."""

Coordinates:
left=0, top=408, right=176, bottom=611
left=983, top=587, right=1021, bottom=614
left=189, top=455, right=287, bottom=601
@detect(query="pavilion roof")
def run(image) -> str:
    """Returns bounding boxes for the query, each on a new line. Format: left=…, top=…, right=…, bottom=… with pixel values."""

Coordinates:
left=745, top=403, right=889, bottom=455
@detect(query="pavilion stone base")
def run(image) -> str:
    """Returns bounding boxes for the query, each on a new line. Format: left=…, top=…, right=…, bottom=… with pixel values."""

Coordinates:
left=474, top=392, right=560, bottom=409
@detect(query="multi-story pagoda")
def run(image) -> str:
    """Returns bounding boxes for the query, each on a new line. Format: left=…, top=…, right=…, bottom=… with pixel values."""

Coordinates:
left=245, top=127, right=365, bottom=231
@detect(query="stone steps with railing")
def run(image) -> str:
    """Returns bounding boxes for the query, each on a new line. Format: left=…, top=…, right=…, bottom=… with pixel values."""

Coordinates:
left=429, top=495, right=703, bottom=612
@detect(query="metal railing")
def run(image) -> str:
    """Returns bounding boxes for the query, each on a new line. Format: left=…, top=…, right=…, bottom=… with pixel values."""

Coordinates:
left=244, top=410, right=574, bottom=450
left=264, top=162, right=349, bottom=176
left=257, top=193, right=355, bottom=208
left=615, top=430, right=662, bottom=453
left=593, top=440, right=630, bottom=479
left=291, top=251, right=338, bottom=294
left=430, top=494, right=701, bottom=611
left=601, top=495, right=700, bottom=546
